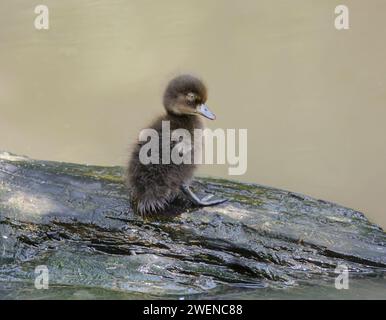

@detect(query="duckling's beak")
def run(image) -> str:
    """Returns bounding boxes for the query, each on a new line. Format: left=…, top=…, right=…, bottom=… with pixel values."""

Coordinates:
left=196, top=104, right=216, bottom=120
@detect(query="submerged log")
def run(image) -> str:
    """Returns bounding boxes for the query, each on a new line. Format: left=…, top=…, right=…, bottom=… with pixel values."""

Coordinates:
left=0, top=151, right=385, bottom=298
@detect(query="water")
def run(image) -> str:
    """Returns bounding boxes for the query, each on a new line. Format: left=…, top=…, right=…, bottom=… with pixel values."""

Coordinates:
left=2, top=278, right=386, bottom=300
left=0, top=0, right=385, bottom=299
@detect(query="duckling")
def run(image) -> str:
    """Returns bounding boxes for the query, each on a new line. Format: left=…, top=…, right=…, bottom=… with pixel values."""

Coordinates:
left=127, top=74, right=227, bottom=217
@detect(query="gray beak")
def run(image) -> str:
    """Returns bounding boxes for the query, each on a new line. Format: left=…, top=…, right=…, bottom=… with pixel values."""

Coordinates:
left=196, top=104, right=216, bottom=120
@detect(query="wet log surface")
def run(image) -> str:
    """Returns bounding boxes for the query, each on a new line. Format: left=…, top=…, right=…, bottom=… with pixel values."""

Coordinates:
left=0, top=151, right=385, bottom=299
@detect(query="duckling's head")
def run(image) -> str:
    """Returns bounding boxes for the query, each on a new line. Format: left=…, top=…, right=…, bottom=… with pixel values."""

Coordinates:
left=163, top=74, right=216, bottom=120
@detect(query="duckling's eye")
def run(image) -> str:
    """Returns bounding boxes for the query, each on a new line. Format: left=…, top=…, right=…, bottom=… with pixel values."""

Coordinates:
left=186, top=93, right=196, bottom=105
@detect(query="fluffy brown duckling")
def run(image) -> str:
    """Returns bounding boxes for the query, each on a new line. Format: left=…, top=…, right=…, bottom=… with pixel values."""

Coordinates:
left=127, top=74, right=227, bottom=217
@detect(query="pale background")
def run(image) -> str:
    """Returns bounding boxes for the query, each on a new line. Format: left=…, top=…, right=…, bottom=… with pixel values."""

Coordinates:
left=1, top=0, right=385, bottom=229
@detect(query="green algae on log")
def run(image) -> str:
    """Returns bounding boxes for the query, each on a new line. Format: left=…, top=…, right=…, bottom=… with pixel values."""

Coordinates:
left=0, top=151, right=385, bottom=298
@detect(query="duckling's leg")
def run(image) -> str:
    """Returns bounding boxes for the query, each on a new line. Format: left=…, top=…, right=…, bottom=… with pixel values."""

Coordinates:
left=181, top=185, right=228, bottom=206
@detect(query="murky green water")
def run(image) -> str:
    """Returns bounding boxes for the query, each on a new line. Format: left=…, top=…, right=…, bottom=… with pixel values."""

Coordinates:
left=2, top=278, right=386, bottom=300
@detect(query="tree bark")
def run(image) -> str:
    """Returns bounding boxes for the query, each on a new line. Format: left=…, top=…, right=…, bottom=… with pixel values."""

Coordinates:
left=0, top=151, right=385, bottom=297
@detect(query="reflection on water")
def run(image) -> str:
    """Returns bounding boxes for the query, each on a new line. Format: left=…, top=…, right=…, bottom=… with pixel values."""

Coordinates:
left=0, top=0, right=385, bottom=234
left=2, top=277, right=386, bottom=300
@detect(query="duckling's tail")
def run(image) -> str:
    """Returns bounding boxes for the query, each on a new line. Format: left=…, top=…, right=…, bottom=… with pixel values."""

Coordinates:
left=130, top=193, right=174, bottom=218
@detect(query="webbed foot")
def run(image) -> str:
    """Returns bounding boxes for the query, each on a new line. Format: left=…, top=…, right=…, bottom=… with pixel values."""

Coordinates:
left=181, top=185, right=228, bottom=206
